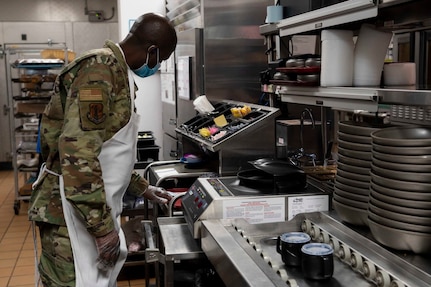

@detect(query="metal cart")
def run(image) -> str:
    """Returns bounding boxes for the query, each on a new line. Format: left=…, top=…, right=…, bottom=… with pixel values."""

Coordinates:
left=4, top=42, right=69, bottom=214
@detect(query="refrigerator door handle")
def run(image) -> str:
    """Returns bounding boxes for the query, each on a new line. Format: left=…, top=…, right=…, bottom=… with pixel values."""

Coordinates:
left=169, top=118, right=177, bottom=126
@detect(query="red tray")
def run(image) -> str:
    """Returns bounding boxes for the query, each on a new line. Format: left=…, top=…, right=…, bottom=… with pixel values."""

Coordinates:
left=269, top=80, right=319, bottom=87
left=167, top=187, right=188, bottom=209
left=276, top=66, right=321, bottom=74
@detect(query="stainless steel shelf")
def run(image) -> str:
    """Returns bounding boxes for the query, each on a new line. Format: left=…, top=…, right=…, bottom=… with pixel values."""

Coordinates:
left=276, top=85, right=379, bottom=112
left=266, top=0, right=428, bottom=38
left=276, top=0, right=377, bottom=37
left=377, top=88, right=431, bottom=106
left=259, top=23, right=278, bottom=36
left=273, top=85, right=431, bottom=112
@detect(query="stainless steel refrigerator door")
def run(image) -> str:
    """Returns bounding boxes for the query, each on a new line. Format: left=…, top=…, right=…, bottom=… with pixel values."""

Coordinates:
left=203, top=0, right=272, bottom=103
left=161, top=73, right=177, bottom=137
left=163, top=133, right=179, bottom=160
left=175, top=28, right=204, bottom=127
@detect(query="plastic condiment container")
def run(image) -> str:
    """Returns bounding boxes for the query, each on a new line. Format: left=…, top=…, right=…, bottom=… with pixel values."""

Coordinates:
left=383, top=62, right=416, bottom=86
left=353, top=24, right=393, bottom=87
left=320, top=29, right=354, bottom=87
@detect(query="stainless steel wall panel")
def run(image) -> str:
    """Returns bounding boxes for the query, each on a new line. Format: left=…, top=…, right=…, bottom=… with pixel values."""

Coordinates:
left=203, top=0, right=272, bottom=103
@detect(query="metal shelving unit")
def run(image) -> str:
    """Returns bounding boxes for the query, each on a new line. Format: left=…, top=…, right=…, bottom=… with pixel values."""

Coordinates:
left=260, top=0, right=431, bottom=124
left=4, top=42, right=68, bottom=214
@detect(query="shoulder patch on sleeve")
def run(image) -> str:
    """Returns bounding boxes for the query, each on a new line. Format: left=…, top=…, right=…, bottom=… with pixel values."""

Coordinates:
left=79, top=88, right=103, bottom=101
left=78, top=87, right=107, bottom=130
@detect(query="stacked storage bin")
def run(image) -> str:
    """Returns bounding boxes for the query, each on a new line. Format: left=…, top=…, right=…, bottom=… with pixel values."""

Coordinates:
left=135, top=131, right=160, bottom=169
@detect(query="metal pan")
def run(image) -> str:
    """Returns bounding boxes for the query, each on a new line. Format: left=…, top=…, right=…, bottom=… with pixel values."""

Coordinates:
left=333, top=192, right=369, bottom=209
left=337, top=153, right=371, bottom=168
left=335, top=181, right=370, bottom=196
left=369, top=191, right=431, bottom=217
left=336, top=165, right=371, bottom=183
left=338, top=121, right=386, bottom=137
left=372, top=142, right=431, bottom=155
left=337, top=131, right=372, bottom=144
left=369, top=201, right=431, bottom=226
left=368, top=218, right=431, bottom=253
left=237, top=168, right=307, bottom=193
left=332, top=199, right=369, bottom=226
left=371, top=163, right=431, bottom=183
left=368, top=211, right=431, bottom=234
left=370, top=180, right=431, bottom=202
left=371, top=171, right=431, bottom=192
left=335, top=174, right=370, bottom=190
left=237, top=169, right=273, bottom=188
left=371, top=126, right=431, bottom=147
left=338, top=147, right=372, bottom=161
left=338, top=139, right=371, bottom=152
left=372, top=156, right=431, bottom=173
left=336, top=161, right=370, bottom=176
left=334, top=186, right=369, bottom=203
left=248, top=158, right=305, bottom=177
left=372, top=149, right=431, bottom=165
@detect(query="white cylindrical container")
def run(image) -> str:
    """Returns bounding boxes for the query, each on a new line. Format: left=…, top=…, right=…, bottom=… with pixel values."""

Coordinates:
left=266, top=5, right=284, bottom=23
left=383, top=62, right=416, bottom=86
left=353, top=24, right=393, bottom=87
left=320, top=29, right=354, bottom=87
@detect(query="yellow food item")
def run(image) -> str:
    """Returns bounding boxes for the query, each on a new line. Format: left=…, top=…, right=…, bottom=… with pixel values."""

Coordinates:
left=240, top=105, right=251, bottom=116
left=199, top=127, right=211, bottom=137
left=231, top=107, right=243, bottom=118
left=41, top=49, right=76, bottom=62
left=214, top=114, right=228, bottom=127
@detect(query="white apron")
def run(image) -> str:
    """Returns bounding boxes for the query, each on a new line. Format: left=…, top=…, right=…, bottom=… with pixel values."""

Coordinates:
left=36, top=70, right=140, bottom=287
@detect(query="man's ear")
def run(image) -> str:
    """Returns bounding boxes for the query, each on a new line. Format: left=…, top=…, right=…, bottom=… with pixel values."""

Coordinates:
left=148, top=45, right=158, bottom=54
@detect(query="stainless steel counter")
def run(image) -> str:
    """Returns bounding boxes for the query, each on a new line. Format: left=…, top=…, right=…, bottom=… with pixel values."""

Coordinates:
left=157, top=217, right=205, bottom=287
left=201, top=211, right=431, bottom=287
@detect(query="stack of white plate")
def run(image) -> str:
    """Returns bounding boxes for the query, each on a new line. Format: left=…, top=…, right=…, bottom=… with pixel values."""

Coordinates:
left=334, top=121, right=386, bottom=226
left=369, top=126, right=431, bottom=253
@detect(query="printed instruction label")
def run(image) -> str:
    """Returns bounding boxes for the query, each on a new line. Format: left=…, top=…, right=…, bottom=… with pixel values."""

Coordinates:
left=287, top=195, right=329, bottom=221
left=223, top=198, right=285, bottom=224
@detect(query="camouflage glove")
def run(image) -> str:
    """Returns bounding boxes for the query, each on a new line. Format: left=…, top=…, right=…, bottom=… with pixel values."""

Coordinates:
left=95, top=230, right=120, bottom=271
left=144, top=185, right=172, bottom=204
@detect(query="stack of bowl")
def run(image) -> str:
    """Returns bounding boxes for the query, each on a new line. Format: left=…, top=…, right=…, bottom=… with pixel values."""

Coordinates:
left=369, top=126, right=431, bottom=253
left=333, top=121, right=383, bottom=226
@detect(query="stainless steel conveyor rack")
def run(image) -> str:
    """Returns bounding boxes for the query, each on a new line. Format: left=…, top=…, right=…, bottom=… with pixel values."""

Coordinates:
left=200, top=212, right=431, bottom=287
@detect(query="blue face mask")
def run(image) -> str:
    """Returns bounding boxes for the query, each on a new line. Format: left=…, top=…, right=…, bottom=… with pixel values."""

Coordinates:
left=133, top=48, right=161, bottom=78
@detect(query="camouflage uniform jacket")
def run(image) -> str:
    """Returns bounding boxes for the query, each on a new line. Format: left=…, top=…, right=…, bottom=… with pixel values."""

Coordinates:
left=29, top=40, right=149, bottom=237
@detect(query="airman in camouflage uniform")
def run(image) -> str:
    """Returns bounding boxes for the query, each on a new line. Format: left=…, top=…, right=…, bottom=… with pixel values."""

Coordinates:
left=29, top=13, right=177, bottom=287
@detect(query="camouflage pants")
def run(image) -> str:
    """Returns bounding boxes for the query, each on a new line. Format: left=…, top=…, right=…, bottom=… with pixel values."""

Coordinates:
left=37, top=222, right=75, bottom=287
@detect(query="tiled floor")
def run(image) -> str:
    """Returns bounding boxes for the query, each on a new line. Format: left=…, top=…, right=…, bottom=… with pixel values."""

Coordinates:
left=0, top=170, right=153, bottom=287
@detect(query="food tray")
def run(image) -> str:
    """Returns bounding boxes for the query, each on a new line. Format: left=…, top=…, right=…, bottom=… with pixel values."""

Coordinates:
left=12, top=58, right=64, bottom=69
left=269, top=80, right=319, bottom=86
left=276, top=66, right=321, bottom=74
